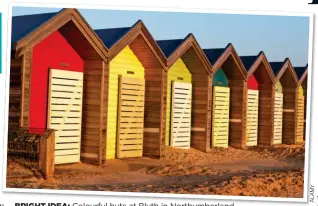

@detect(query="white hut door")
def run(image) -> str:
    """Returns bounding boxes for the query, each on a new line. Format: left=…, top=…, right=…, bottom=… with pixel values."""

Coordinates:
left=273, top=92, right=283, bottom=144
left=246, top=90, right=259, bottom=146
left=170, top=81, right=192, bottom=149
left=47, top=69, right=84, bottom=164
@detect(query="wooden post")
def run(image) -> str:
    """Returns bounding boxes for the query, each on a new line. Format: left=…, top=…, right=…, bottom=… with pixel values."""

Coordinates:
left=39, top=130, right=55, bottom=179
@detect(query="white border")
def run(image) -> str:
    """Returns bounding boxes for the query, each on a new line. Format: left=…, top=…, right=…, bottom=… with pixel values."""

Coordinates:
left=1, top=2, right=314, bottom=203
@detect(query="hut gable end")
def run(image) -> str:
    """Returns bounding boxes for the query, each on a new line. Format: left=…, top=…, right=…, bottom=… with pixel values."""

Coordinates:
left=96, top=20, right=166, bottom=69
left=13, top=8, right=108, bottom=61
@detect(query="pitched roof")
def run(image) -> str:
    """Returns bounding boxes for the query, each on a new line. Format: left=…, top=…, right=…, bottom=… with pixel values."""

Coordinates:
left=269, top=61, right=286, bottom=76
left=293, top=64, right=308, bottom=80
left=156, top=39, right=186, bottom=58
left=203, top=47, right=226, bottom=66
left=94, top=27, right=131, bottom=48
left=11, top=11, right=60, bottom=43
left=240, top=55, right=259, bottom=72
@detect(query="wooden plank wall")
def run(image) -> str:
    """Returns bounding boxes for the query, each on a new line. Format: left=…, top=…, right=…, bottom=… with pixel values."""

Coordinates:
left=279, top=69, right=297, bottom=145
left=102, top=63, right=109, bottom=161
left=282, top=87, right=297, bottom=144
left=228, top=80, right=247, bottom=148
left=182, top=48, right=212, bottom=152
left=302, top=77, right=308, bottom=140
left=222, top=56, right=247, bottom=149
left=21, top=49, right=33, bottom=128
left=81, top=60, right=105, bottom=165
left=129, top=35, right=166, bottom=157
left=9, top=58, right=22, bottom=127
left=257, top=84, right=275, bottom=145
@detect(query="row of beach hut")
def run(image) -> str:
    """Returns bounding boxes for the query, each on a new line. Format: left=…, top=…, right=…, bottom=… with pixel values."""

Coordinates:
left=8, top=8, right=309, bottom=165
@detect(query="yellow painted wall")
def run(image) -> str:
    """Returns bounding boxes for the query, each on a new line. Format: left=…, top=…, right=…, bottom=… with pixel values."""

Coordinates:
left=298, top=85, right=304, bottom=96
left=106, top=46, right=145, bottom=159
left=165, top=58, right=192, bottom=145
left=275, top=80, right=283, bottom=93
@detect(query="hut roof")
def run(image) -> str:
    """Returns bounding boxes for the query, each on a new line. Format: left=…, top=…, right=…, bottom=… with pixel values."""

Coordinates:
left=270, top=61, right=286, bottom=77
left=12, top=11, right=61, bottom=43
left=156, top=38, right=186, bottom=58
left=240, top=54, right=260, bottom=72
left=203, top=47, right=227, bottom=66
left=293, top=64, right=308, bottom=80
left=94, top=27, right=130, bottom=48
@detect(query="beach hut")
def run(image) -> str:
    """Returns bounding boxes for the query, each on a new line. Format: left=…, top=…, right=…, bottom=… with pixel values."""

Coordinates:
left=203, top=44, right=248, bottom=149
left=270, top=59, right=299, bottom=145
left=240, top=52, right=276, bottom=146
left=9, top=9, right=108, bottom=165
left=294, top=64, right=308, bottom=142
left=156, top=34, right=213, bottom=151
left=94, top=21, right=167, bottom=159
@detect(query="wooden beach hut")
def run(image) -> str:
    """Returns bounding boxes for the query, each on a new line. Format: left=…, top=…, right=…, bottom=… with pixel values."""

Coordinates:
left=294, top=64, right=308, bottom=142
left=156, top=34, right=213, bottom=151
left=94, top=20, right=167, bottom=159
left=240, top=52, right=276, bottom=146
left=9, top=9, right=108, bottom=165
left=203, top=44, right=248, bottom=149
left=270, top=59, right=299, bottom=145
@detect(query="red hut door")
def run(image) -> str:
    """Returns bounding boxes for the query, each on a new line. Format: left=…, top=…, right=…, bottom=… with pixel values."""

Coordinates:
left=47, top=69, right=84, bottom=164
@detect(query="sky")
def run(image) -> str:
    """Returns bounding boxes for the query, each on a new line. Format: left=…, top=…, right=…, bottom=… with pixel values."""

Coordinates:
left=12, top=7, right=310, bottom=66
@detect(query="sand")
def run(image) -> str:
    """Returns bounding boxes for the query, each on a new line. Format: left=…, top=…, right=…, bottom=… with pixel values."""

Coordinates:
left=6, top=143, right=305, bottom=197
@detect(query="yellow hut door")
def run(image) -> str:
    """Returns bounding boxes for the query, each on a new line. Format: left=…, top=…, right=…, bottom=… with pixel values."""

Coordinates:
left=296, top=86, right=305, bottom=143
left=47, top=69, right=84, bottom=165
left=273, top=92, right=283, bottom=144
left=246, top=90, right=259, bottom=146
left=170, top=81, right=192, bottom=149
left=212, top=86, right=230, bottom=148
left=117, top=76, right=145, bottom=158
